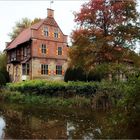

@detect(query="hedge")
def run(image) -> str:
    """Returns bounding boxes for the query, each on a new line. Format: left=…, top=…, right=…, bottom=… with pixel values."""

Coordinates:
left=6, top=80, right=122, bottom=98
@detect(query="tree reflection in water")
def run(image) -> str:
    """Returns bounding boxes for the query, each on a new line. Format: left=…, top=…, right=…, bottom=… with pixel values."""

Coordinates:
left=0, top=103, right=139, bottom=139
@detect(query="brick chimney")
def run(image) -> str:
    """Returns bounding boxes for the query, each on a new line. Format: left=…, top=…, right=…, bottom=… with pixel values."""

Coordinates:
left=47, top=8, right=54, bottom=18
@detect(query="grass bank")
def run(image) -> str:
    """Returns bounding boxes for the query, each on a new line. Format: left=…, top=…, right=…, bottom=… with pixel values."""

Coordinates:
left=0, top=80, right=124, bottom=108
left=0, top=89, right=91, bottom=108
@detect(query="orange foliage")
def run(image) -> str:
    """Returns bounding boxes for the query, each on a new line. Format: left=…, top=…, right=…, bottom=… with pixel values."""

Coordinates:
left=70, top=0, right=140, bottom=69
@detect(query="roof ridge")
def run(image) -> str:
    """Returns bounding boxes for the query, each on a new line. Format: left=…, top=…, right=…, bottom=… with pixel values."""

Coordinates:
left=30, top=19, right=45, bottom=30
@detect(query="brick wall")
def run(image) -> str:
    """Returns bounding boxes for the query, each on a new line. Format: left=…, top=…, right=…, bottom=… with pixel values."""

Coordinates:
left=31, top=58, right=67, bottom=81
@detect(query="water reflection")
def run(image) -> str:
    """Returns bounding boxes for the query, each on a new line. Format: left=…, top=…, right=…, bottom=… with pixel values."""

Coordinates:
left=0, top=103, right=139, bottom=139
left=0, top=117, right=5, bottom=139
left=0, top=103, right=105, bottom=139
left=67, top=122, right=75, bottom=139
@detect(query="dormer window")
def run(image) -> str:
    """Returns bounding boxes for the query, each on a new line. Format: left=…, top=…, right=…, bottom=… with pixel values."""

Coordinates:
left=44, top=27, right=49, bottom=36
left=54, top=29, right=58, bottom=38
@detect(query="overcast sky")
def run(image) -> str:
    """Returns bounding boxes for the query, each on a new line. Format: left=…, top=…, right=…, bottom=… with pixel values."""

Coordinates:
left=0, top=0, right=140, bottom=52
left=0, top=0, right=87, bottom=51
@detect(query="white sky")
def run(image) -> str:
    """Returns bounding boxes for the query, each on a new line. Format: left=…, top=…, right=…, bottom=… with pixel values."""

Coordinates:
left=0, top=0, right=87, bottom=51
left=0, top=0, right=140, bottom=52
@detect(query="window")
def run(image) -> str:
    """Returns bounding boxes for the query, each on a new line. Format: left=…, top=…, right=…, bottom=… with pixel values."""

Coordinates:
left=58, top=47, right=62, bottom=55
left=22, top=63, right=29, bottom=75
left=56, top=65, right=62, bottom=75
left=11, top=50, right=16, bottom=61
left=41, top=44, right=46, bottom=54
left=54, top=29, right=58, bottom=38
left=44, top=27, right=49, bottom=36
left=41, top=64, right=48, bottom=75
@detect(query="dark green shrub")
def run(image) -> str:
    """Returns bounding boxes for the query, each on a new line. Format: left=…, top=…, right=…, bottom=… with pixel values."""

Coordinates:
left=87, top=64, right=109, bottom=82
left=0, top=70, right=9, bottom=86
left=87, top=70, right=103, bottom=81
left=64, top=67, right=86, bottom=82
left=0, top=72, right=6, bottom=86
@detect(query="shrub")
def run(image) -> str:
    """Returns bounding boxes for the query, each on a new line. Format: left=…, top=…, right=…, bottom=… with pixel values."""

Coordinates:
left=64, top=67, right=86, bottom=82
left=0, top=72, right=6, bottom=86
left=6, top=80, right=99, bottom=97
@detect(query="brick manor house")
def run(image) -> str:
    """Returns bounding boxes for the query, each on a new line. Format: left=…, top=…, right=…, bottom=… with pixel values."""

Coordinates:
left=5, top=9, right=68, bottom=82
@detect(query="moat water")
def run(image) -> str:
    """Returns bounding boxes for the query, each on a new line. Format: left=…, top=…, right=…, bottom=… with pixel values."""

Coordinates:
left=0, top=102, right=139, bottom=139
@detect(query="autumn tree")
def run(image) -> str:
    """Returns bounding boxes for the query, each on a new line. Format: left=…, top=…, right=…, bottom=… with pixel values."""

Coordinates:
left=69, top=0, right=140, bottom=72
left=8, top=17, right=41, bottom=40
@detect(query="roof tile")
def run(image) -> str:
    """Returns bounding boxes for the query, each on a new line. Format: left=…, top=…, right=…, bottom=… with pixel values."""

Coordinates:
left=6, top=28, right=31, bottom=50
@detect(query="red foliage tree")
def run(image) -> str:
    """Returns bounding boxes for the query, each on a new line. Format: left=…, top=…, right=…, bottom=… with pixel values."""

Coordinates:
left=69, top=0, right=140, bottom=70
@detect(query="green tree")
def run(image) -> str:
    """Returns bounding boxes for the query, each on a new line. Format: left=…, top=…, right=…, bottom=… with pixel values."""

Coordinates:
left=0, top=51, right=7, bottom=71
left=69, top=0, right=140, bottom=71
left=0, top=52, right=9, bottom=86
left=8, top=17, right=41, bottom=40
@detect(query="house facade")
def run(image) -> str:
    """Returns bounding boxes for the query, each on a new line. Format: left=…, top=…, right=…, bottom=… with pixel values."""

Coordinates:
left=6, top=9, right=68, bottom=82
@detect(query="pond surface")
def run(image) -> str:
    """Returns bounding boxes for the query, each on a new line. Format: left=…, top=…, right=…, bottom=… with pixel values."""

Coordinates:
left=0, top=102, right=139, bottom=139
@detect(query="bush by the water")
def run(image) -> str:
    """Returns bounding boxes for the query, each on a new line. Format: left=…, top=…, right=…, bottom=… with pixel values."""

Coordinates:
left=2, top=76, right=140, bottom=111
left=7, top=80, right=99, bottom=97
left=6, top=80, right=125, bottom=108
left=3, top=80, right=125, bottom=108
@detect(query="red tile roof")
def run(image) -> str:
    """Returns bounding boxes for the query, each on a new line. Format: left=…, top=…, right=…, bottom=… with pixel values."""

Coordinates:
left=6, top=17, right=59, bottom=50
left=31, top=19, right=44, bottom=30
left=6, top=28, right=31, bottom=50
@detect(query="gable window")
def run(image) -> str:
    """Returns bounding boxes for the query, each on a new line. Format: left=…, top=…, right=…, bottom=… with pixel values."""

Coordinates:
left=44, top=27, right=49, bottom=36
left=22, top=63, right=29, bottom=75
left=58, top=47, right=62, bottom=55
left=41, top=44, right=46, bottom=54
left=41, top=64, right=48, bottom=75
left=54, top=29, right=58, bottom=38
left=56, top=65, right=62, bottom=75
